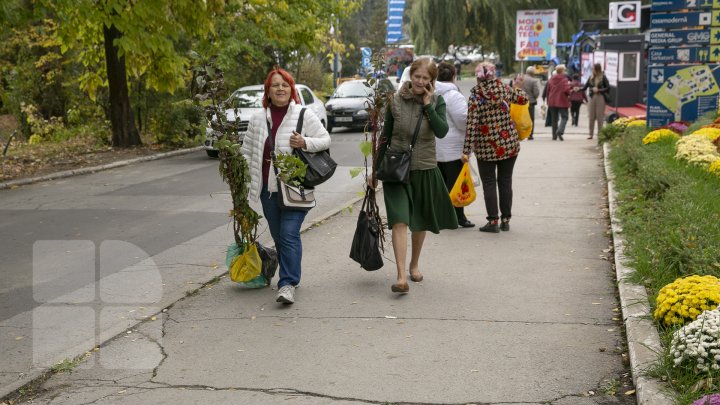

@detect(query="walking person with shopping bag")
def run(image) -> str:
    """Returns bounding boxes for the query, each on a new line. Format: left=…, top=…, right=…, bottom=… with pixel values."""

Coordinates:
left=463, top=62, right=528, bottom=233
left=240, top=67, right=331, bottom=305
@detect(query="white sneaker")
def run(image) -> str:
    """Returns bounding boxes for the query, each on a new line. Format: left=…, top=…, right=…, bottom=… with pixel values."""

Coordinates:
left=276, top=285, right=295, bottom=304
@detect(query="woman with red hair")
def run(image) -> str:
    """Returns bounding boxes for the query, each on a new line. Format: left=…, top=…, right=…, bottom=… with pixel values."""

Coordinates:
left=241, top=67, right=330, bottom=304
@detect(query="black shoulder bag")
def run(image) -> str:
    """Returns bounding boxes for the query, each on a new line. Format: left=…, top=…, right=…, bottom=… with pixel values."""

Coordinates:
left=292, top=108, right=337, bottom=188
left=375, top=106, right=423, bottom=184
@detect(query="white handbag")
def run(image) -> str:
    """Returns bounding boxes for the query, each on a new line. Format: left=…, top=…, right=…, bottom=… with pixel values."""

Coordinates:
left=277, top=180, right=316, bottom=211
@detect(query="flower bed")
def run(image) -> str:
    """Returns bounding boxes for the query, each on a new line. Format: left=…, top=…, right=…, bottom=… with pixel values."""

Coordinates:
left=603, top=113, right=720, bottom=404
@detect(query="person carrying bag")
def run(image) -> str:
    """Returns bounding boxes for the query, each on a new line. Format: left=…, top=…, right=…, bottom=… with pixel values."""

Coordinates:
left=240, top=67, right=330, bottom=304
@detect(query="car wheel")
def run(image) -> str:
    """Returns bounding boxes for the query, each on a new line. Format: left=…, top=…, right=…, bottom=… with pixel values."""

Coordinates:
left=206, top=150, right=219, bottom=158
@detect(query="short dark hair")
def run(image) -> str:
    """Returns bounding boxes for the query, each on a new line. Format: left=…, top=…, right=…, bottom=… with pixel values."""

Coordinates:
left=437, top=61, right=455, bottom=82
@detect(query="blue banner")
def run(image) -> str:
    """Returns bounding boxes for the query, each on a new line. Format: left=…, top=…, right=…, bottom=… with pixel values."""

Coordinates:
left=386, top=0, right=405, bottom=44
left=649, top=29, right=720, bottom=46
left=650, top=10, right=718, bottom=28
left=651, top=0, right=718, bottom=12
left=648, top=46, right=720, bottom=63
left=646, top=64, right=720, bottom=127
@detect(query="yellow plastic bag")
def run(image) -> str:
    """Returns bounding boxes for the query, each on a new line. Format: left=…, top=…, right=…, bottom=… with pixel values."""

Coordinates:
left=449, top=162, right=477, bottom=208
left=229, top=243, right=261, bottom=282
left=510, top=103, right=533, bottom=140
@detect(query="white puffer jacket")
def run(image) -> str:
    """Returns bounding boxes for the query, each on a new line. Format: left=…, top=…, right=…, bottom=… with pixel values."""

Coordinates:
left=240, top=102, right=331, bottom=201
left=434, top=81, right=467, bottom=162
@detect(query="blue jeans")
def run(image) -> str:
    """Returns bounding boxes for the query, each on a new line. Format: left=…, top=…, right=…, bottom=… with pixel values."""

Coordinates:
left=260, top=186, right=308, bottom=288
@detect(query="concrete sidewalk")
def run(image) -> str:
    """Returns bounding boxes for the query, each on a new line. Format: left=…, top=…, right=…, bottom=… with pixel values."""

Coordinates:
left=7, top=107, right=641, bottom=404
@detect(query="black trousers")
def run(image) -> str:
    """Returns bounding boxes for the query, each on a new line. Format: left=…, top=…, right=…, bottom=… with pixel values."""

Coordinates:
left=477, top=156, right=517, bottom=221
left=528, top=102, right=536, bottom=137
left=570, top=101, right=582, bottom=126
left=437, top=160, right=467, bottom=223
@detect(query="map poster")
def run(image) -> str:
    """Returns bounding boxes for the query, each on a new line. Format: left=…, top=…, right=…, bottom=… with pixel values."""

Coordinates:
left=515, top=9, right=558, bottom=61
left=646, top=64, right=720, bottom=127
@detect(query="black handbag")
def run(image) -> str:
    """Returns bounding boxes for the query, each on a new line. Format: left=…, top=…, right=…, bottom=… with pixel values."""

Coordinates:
left=349, top=188, right=384, bottom=271
left=375, top=107, right=423, bottom=184
left=292, top=108, right=337, bottom=188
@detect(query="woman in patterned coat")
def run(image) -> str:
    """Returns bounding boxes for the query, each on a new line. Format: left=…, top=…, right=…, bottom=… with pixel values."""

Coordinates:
left=462, top=62, right=528, bottom=233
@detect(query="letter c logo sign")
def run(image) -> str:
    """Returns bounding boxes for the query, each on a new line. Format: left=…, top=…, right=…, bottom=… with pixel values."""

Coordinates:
left=618, top=4, right=637, bottom=23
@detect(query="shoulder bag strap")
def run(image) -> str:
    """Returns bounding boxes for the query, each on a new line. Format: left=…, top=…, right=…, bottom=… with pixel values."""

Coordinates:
left=408, top=106, right=423, bottom=151
left=295, top=108, right=306, bottom=134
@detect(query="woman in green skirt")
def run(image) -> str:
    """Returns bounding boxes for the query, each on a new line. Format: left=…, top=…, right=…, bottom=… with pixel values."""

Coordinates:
left=375, top=58, right=458, bottom=294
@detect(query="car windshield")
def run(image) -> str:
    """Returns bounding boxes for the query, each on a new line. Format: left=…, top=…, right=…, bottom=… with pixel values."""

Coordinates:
left=332, top=82, right=373, bottom=98
left=228, top=89, right=264, bottom=108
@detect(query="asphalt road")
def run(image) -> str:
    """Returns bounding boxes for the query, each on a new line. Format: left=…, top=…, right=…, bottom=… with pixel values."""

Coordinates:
left=0, top=130, right=367, bottom=322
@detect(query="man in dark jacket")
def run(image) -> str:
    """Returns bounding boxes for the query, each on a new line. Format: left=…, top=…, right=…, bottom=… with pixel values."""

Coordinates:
left=545, top=64, right=571, bottom=141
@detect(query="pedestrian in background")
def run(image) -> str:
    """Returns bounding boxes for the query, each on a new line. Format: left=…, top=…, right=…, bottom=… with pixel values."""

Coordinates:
left=375, top=58, right=458, bottom=294
left=569, top=72, right=587, bottom=127
left=545, top=64, right=571, bottom=141
left=521, top=66, right=541, bottom=140
left=240, top=67, right=331, bottom=305
left=463, top=62, right=528, bottom=233
left=582, top=63, right=610, bottom=140
left=435, top=61, right=474, bottom=229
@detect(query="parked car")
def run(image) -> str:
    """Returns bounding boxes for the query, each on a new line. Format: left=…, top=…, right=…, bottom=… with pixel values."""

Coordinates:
left=324, top=78, right=395, bottom=133
left=204, top=84, right=327, bottom=158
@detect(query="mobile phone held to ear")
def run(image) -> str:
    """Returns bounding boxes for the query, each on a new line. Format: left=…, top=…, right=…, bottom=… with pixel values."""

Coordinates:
left=425, top=83, right=432, bottom=91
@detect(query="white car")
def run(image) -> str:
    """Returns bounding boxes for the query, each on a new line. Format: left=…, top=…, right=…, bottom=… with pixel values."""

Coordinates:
left=204, top=84, right=327, bottom=158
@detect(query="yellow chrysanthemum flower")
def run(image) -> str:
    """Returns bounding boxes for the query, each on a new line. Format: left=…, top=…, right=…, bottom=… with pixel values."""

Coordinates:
left=709, top=160, right=720, bottom=176
left=643, top=129, right=680, bottom=145
left=654, top=275, right=720, bottom=326
left=627, top=119, right=646, bottom=128
left=693, top=127, right=720, bottom=142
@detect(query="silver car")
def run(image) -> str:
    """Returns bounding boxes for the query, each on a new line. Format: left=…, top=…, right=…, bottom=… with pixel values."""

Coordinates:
left=204, top=84, right=327, bottom=158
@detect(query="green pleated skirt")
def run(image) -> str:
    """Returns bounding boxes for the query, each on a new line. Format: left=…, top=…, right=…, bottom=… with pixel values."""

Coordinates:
left=383, top=167, right=459, bottom=233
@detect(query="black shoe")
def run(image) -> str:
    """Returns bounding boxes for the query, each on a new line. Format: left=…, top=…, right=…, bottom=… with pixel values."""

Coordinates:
left=479, top=221, right=500, bottom=233
left=528, top=136, right=534, bottom=140
left=459, top=220, right=475, bottom=228
left=500, top=220, right=510, bottom=232
left=558, top=135, right=564, bottom=141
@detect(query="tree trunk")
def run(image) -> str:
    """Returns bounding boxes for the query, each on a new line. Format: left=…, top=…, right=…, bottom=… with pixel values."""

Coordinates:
left=103, top=23, right=141, bottom=147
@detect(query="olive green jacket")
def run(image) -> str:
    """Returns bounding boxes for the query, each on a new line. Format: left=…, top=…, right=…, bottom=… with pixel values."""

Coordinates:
left=376, top=84, right=449, bottom=171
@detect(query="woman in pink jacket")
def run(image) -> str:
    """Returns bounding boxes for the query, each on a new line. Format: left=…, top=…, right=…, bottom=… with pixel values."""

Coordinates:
left=545, top=64, right=571, bottom=141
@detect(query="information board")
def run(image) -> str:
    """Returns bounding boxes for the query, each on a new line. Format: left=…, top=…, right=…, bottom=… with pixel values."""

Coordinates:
left=651, top=0, right=719, bottom=12
left=606, top=52, right=619, bottom=86
left=648, top=46, right=720, bottom=63
left=646, top=64, right=720, bottom=127
left=649, top=29, right=720, bottom=46
left=650, top=11, right=716, bottom=28
left=515, top=9, right=558, bottom=61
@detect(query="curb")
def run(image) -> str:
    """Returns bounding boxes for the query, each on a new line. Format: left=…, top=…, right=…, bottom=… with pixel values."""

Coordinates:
left=0, top=146, right=204, bottom=190
left=603, top=142, right=675, bottom=404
